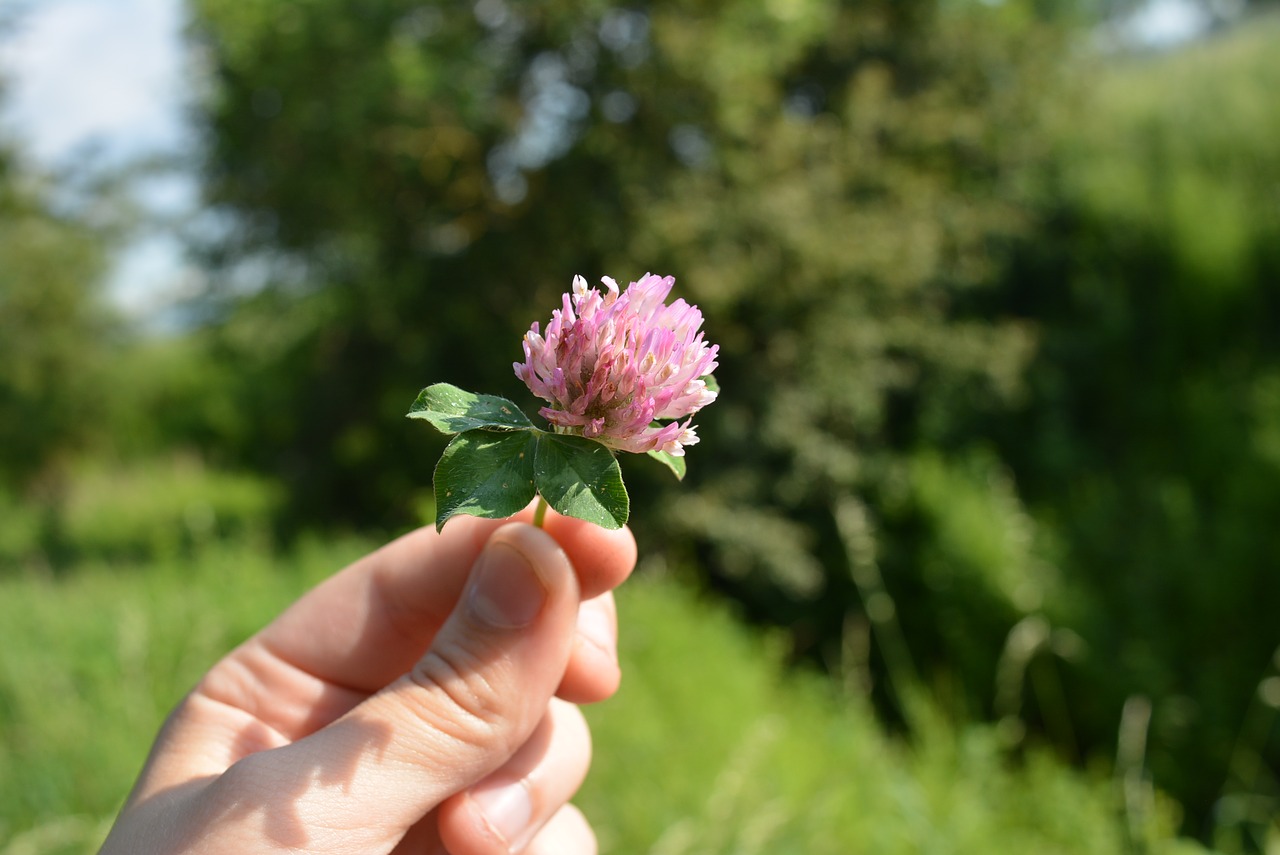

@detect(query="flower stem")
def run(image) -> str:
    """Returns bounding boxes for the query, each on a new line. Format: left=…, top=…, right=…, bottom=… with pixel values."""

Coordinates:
left=532, top=495, right=548, bottom=528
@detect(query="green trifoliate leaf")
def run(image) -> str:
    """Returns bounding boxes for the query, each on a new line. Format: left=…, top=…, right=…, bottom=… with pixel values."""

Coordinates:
left=434, top=429, right=538, bottom=531
left=408, top=383, right=533, bottom=434
left=647, top=448, right=687, bottom=481
left=534, top=434, right=629, bottom=530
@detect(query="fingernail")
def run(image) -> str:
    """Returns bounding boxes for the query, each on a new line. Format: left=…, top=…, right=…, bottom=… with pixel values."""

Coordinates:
left=578, top=601, right=614, bottom=655
left=468, top=541, right=548, bottom=629
left=470, top=779, right=533, bottom=849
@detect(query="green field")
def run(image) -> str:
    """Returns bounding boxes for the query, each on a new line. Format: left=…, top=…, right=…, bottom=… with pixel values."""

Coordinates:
left=0, top=538, right=1206, bottom=854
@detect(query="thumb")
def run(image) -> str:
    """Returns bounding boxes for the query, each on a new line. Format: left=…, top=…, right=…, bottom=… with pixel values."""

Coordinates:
left=217, top=523, right=582, bottom=849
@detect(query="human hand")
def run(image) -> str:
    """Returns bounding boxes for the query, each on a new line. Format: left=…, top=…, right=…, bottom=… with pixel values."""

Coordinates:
left=98, top=507, right=636, bottom=855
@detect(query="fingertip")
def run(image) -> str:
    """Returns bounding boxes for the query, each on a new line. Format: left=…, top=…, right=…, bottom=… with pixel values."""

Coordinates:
left=557, top=594, right=621, bottom=704
left=540, top=513, right=637, bottom=599
left=407, top=506, right=637, bottom=600
left=556, top=643, right=621, bottom=704
left=526, top=805, right=597, bottom=855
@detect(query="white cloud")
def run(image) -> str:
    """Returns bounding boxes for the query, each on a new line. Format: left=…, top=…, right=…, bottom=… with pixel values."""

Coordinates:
left=1, top=0, right=199, bottom=320
left=1122, top=0, right=1212, bottom=48
left=1, top=0, right=188, bottom=165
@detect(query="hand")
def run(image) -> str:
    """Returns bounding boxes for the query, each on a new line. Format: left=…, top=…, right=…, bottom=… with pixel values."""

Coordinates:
left=98, top=508, right=636, bottom=854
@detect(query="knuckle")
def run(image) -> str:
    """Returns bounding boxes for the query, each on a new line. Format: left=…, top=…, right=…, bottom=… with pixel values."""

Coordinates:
left=402, top=644, right=518, bottom=753
left=206, top=749, right=276, bottom=812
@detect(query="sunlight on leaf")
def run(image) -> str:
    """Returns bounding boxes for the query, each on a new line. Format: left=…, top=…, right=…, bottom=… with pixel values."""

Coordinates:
left=408, top=383, right=533, bottom=434
left=534, top=434, right=629, bottom=529
left=647, top=448, right=687, bottom=480
left=434, top=430, right=537, bottom=531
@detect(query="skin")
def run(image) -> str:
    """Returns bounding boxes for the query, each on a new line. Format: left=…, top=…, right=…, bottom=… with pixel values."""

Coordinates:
left=98, top=506, right=637, bottom=855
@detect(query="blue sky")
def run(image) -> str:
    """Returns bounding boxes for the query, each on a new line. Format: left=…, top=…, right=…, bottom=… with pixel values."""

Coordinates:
left=1, top=0, right=195, bottom=318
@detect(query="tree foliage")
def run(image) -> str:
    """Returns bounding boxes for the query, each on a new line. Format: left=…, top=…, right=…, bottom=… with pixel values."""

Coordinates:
left=0, top=134, right=113, bottom=493
left=996, top=21, right=1280, bottom=842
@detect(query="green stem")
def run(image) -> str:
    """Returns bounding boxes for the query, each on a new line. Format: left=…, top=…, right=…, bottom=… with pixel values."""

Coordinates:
left=532, top=495, right=548, bottom=528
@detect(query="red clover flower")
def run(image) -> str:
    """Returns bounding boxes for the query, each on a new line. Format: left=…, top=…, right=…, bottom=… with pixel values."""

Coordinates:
left=514, top=274, right=719, bottom=457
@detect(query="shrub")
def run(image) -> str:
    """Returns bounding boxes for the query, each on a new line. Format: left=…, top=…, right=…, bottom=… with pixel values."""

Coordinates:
left=52, top=456, right=281, bottom=562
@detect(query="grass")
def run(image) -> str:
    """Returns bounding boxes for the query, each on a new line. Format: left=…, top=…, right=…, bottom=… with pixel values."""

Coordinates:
left=0, top=538, right=1209, bottom=854
left=0, top=535, right=370, bottom=854
left=585, top=563, right=1207, bottom=855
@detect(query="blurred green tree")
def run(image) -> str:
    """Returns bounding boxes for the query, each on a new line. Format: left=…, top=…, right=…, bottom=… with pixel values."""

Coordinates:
left=995, top=20, right=1280, bottom=844
left=0, top=128, right=114, bottom=495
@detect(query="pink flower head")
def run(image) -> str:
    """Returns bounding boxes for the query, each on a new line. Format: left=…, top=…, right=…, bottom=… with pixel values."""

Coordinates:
left=514, top=273, right=719, bottom=456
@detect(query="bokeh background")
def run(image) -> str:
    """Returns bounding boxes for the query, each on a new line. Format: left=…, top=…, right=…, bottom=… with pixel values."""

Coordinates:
left=2, top=0, right=1279, bottom=852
